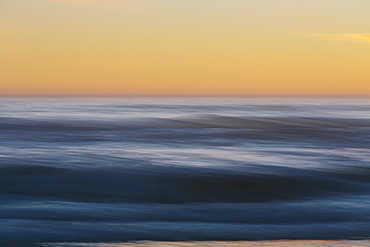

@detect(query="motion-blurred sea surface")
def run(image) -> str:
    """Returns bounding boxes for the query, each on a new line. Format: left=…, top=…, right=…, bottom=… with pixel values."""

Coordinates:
left=1, top=97, right=370, bottom=246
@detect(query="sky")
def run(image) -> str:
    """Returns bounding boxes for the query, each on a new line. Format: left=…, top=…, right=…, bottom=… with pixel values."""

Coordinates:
left=0, top=0, right=369, bottom=96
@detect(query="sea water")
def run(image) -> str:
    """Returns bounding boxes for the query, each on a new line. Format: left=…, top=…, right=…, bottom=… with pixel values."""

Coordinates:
left=1, top=97, right=370, bottom=246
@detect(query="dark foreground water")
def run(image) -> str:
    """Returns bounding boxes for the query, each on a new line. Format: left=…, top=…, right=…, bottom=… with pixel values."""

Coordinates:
left=1, top=97, right=370, bottom=246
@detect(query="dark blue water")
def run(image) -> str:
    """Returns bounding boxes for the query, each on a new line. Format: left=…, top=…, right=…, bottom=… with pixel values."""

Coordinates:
left=1, top=97, right=370, bottom=246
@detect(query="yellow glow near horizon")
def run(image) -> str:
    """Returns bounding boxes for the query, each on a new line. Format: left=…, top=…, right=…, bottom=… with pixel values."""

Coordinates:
left=1, top=0, right=369, bottom=96
left=300, top=33, right=370, bottom=44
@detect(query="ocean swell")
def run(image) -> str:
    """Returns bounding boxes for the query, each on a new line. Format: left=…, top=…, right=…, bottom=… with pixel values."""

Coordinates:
left=2, top=115, right=370, bottom=132
left=0, top=163, right=368, bottom=203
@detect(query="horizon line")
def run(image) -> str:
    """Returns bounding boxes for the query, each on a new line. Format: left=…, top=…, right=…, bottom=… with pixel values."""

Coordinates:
left=1, top=95, right=370, bottom=98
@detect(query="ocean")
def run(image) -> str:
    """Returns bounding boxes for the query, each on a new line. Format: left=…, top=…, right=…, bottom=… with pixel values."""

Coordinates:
left=1, top=97, right=370, bottom=246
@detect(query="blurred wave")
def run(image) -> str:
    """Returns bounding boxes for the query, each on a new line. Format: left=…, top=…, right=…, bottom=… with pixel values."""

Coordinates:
left=0, top=162, right=369, bottom=203
left=1, top=115, right=370, bottom=131
left=1, top=98, right=370, bottom=243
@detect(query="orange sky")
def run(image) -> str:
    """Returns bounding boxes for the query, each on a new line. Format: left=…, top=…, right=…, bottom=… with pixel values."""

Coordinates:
left=1, top=0, right=369, bottom=96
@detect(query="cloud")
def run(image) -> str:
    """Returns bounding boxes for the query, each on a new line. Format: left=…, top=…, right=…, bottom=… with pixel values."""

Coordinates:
left=343, top=33, right=370, bottom=42
left=299, top=33, right=370, bottom=44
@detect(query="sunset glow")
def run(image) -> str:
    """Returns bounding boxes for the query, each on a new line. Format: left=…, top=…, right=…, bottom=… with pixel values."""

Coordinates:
left=1, top=0, right=369, bottom=96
